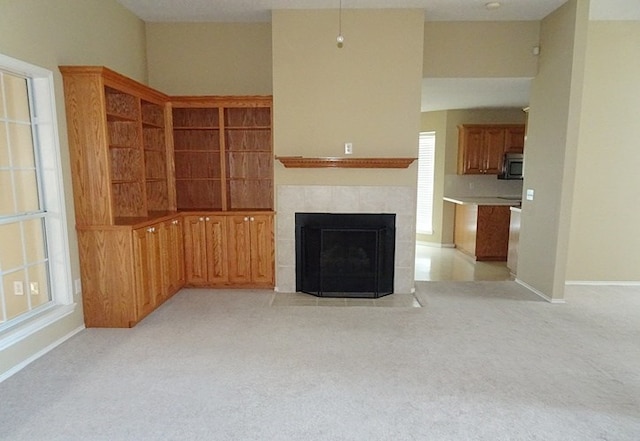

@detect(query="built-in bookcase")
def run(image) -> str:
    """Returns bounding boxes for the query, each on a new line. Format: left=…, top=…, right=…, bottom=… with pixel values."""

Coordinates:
left=60, top=67, right=174, bottom=225
left=171, top=97, right=273, bottom=212
left=224, top=106, right=273, bottom=210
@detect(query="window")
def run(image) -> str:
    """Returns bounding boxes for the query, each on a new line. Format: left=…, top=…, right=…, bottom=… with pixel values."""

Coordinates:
left=0, top=54, right=73, bottom=341
left=416, top=131, right=435, bottom=234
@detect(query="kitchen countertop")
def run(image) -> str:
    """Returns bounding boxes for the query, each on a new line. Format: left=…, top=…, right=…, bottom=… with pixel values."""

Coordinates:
left=443, top=196, right=521, bottom=206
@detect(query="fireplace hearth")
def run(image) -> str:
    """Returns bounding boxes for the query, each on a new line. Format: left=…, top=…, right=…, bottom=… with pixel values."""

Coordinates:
left=295, top=213, right=395, bottom=298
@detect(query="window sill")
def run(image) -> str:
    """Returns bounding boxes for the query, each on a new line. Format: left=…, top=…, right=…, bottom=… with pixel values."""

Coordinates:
left=0, top=303, right=78, bottom=352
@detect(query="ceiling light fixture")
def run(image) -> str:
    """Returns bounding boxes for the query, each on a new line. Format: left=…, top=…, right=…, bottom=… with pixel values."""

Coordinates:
left=337, top=0, right=344, bottom=48
left=485, top=2, right=502, bottom=10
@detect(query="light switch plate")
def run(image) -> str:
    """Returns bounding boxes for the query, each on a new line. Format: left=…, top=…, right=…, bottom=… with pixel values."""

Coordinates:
left=526, top=189, right=535, bottom=201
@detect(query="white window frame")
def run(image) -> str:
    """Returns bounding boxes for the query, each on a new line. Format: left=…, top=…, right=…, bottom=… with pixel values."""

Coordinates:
left=0, top=53, right=75, bottom=352
left=416, top=131, right=436, bottom=235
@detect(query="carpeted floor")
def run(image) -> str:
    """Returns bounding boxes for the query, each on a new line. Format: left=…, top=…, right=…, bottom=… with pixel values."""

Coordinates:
left=1, top=282, right=639, bottom=441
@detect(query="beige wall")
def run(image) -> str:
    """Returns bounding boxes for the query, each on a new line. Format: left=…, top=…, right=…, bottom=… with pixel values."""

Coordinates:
left=423, top=21, right=540, bottom=78
left=272, top=9, right=424, bottom=188
left=566, top=20, right=640, bottom=282
left=517, top=0, right=589, bottom=300
left=146, top=23, right=272, bottom=95
left=0, top=0, right=146, bottom=378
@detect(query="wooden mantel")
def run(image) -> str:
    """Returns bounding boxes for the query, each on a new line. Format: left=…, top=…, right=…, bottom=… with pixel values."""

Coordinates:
left=275, top=156, right=417, bottom=169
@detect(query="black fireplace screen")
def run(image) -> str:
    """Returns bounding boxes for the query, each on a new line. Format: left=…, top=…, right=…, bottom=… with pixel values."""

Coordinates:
left=295, top=213, right=395, bottom=298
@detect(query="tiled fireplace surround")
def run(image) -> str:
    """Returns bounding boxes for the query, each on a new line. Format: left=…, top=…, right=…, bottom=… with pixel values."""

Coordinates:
left=275, top=185, right=416, bottom=294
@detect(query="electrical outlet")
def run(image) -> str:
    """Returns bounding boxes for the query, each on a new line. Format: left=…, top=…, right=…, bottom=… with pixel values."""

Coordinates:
left=74, top=278, right=82, bottom=295
left=344, top=142, right=353, bottom=155
left=14, top=281, right=24, bottom=296
left=30, top=282, right=39, bottom=295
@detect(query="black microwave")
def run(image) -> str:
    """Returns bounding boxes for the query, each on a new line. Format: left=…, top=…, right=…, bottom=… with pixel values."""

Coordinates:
left=498, top=153, right=524, bottom=180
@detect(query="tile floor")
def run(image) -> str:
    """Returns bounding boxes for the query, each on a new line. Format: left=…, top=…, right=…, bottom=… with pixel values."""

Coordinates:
left=414, top=242, right=513, bottom=282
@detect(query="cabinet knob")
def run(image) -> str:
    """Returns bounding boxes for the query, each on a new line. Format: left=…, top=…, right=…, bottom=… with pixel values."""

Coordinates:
left=172, top=220, right=179, bottom=225
left=199, top=217, right=204, bottom=222
left=250, top=217, right=255, bottom=222
left=244, top=217, right=249, bottom=221
left=205, top=217, right=210, bottom=221
left=147, top=227, right=154, bottom=233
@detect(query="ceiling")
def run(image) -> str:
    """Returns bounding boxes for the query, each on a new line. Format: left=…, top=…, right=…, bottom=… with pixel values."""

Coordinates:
left=115, top=0, right=638, bottom=112
left=116, top=0, right=569, bottom=23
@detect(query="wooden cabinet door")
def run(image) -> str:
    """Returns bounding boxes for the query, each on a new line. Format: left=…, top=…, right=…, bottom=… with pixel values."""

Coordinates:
left=156, top=221, right=170, bottom=302
left=226, top=215, right=252, bottom=284
left=249, top=214, right=274, bottom=285
left=183, top=216, right=209, bottom=285
left=504, top=126, right=525, bottom=153
left=475, top=206, right=511, bottom=260
left=204, top=215, right=228, bottom=284
left=458, top=127, right=484, bottom=174
left=164, top=217, right=185, bottom=296
left=483, top=128, right=507, bottom=174
left=133, top=225, right=163, bottom=319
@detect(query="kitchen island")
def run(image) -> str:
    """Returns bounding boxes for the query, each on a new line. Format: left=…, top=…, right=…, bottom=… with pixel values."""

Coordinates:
left=444, top=196, right=521, bottom=261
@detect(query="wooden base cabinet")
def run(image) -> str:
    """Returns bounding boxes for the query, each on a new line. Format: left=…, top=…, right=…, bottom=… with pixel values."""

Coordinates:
left=226, top=214, right=274, bottom=286
left=183, top=215, right=228, bottom=285
left=183, top=213, right=274, bottom=288
left=454, top=205, right=511, bottom=261
left=78, top=215, right=183, bottom=328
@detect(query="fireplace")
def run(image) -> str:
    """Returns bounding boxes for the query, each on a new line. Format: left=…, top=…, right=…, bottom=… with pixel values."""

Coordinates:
left=295, top=213, right=395, bottom=298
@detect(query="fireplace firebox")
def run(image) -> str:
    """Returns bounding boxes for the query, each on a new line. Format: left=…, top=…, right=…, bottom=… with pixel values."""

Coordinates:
left=295, top=213, right=395, bottom=298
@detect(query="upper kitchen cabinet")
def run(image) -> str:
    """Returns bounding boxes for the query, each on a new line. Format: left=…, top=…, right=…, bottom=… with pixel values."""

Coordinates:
left=457, top=124, right=525, bottom=175
left=171, top=96, right=273, bottom=212
left=60, top=66, right=175, bottom=226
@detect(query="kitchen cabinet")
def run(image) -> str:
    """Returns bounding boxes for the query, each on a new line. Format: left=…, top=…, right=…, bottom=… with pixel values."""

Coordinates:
left=457, top=124, right=525, bottom=175
left=504, top=126, right=525, bottom=153
left=226, top=214, right=274, bottom=286
left=454, top=204, right=511, bottom=261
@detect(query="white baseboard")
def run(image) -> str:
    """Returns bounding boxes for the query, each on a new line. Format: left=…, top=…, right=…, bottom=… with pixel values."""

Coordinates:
left=515, top=279, right=566, bottom=304
left=565, top=281, right=640, bottom=286
left=0, top=325, right=85, bottom=383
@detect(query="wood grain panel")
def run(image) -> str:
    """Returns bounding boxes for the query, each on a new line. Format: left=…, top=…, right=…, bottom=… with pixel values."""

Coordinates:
left=78, top=228, right=135, bottom=327
left=453, top=204, right=478, bottom=258
left=507, top=209, right=521, bottom=273
left=183, top=216, right=208, bottom=285
left=249, top=214, right=274, bottom=285
left=226, top=215, right=251, bottom=284
left=61, top=74, right=112, bottom=225
left=206, top=216, right=229, bottom=284
left=225, top=129, right=271, bottom=151
left=224, top=107, right=271, bottom=127
left=476, top=206, right=510, bottom=260
left=227, top=179, right=273, bottom=210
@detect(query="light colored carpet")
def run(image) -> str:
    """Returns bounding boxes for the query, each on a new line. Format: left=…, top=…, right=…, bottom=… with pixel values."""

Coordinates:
left=1, top=282, right=639, bottom=441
